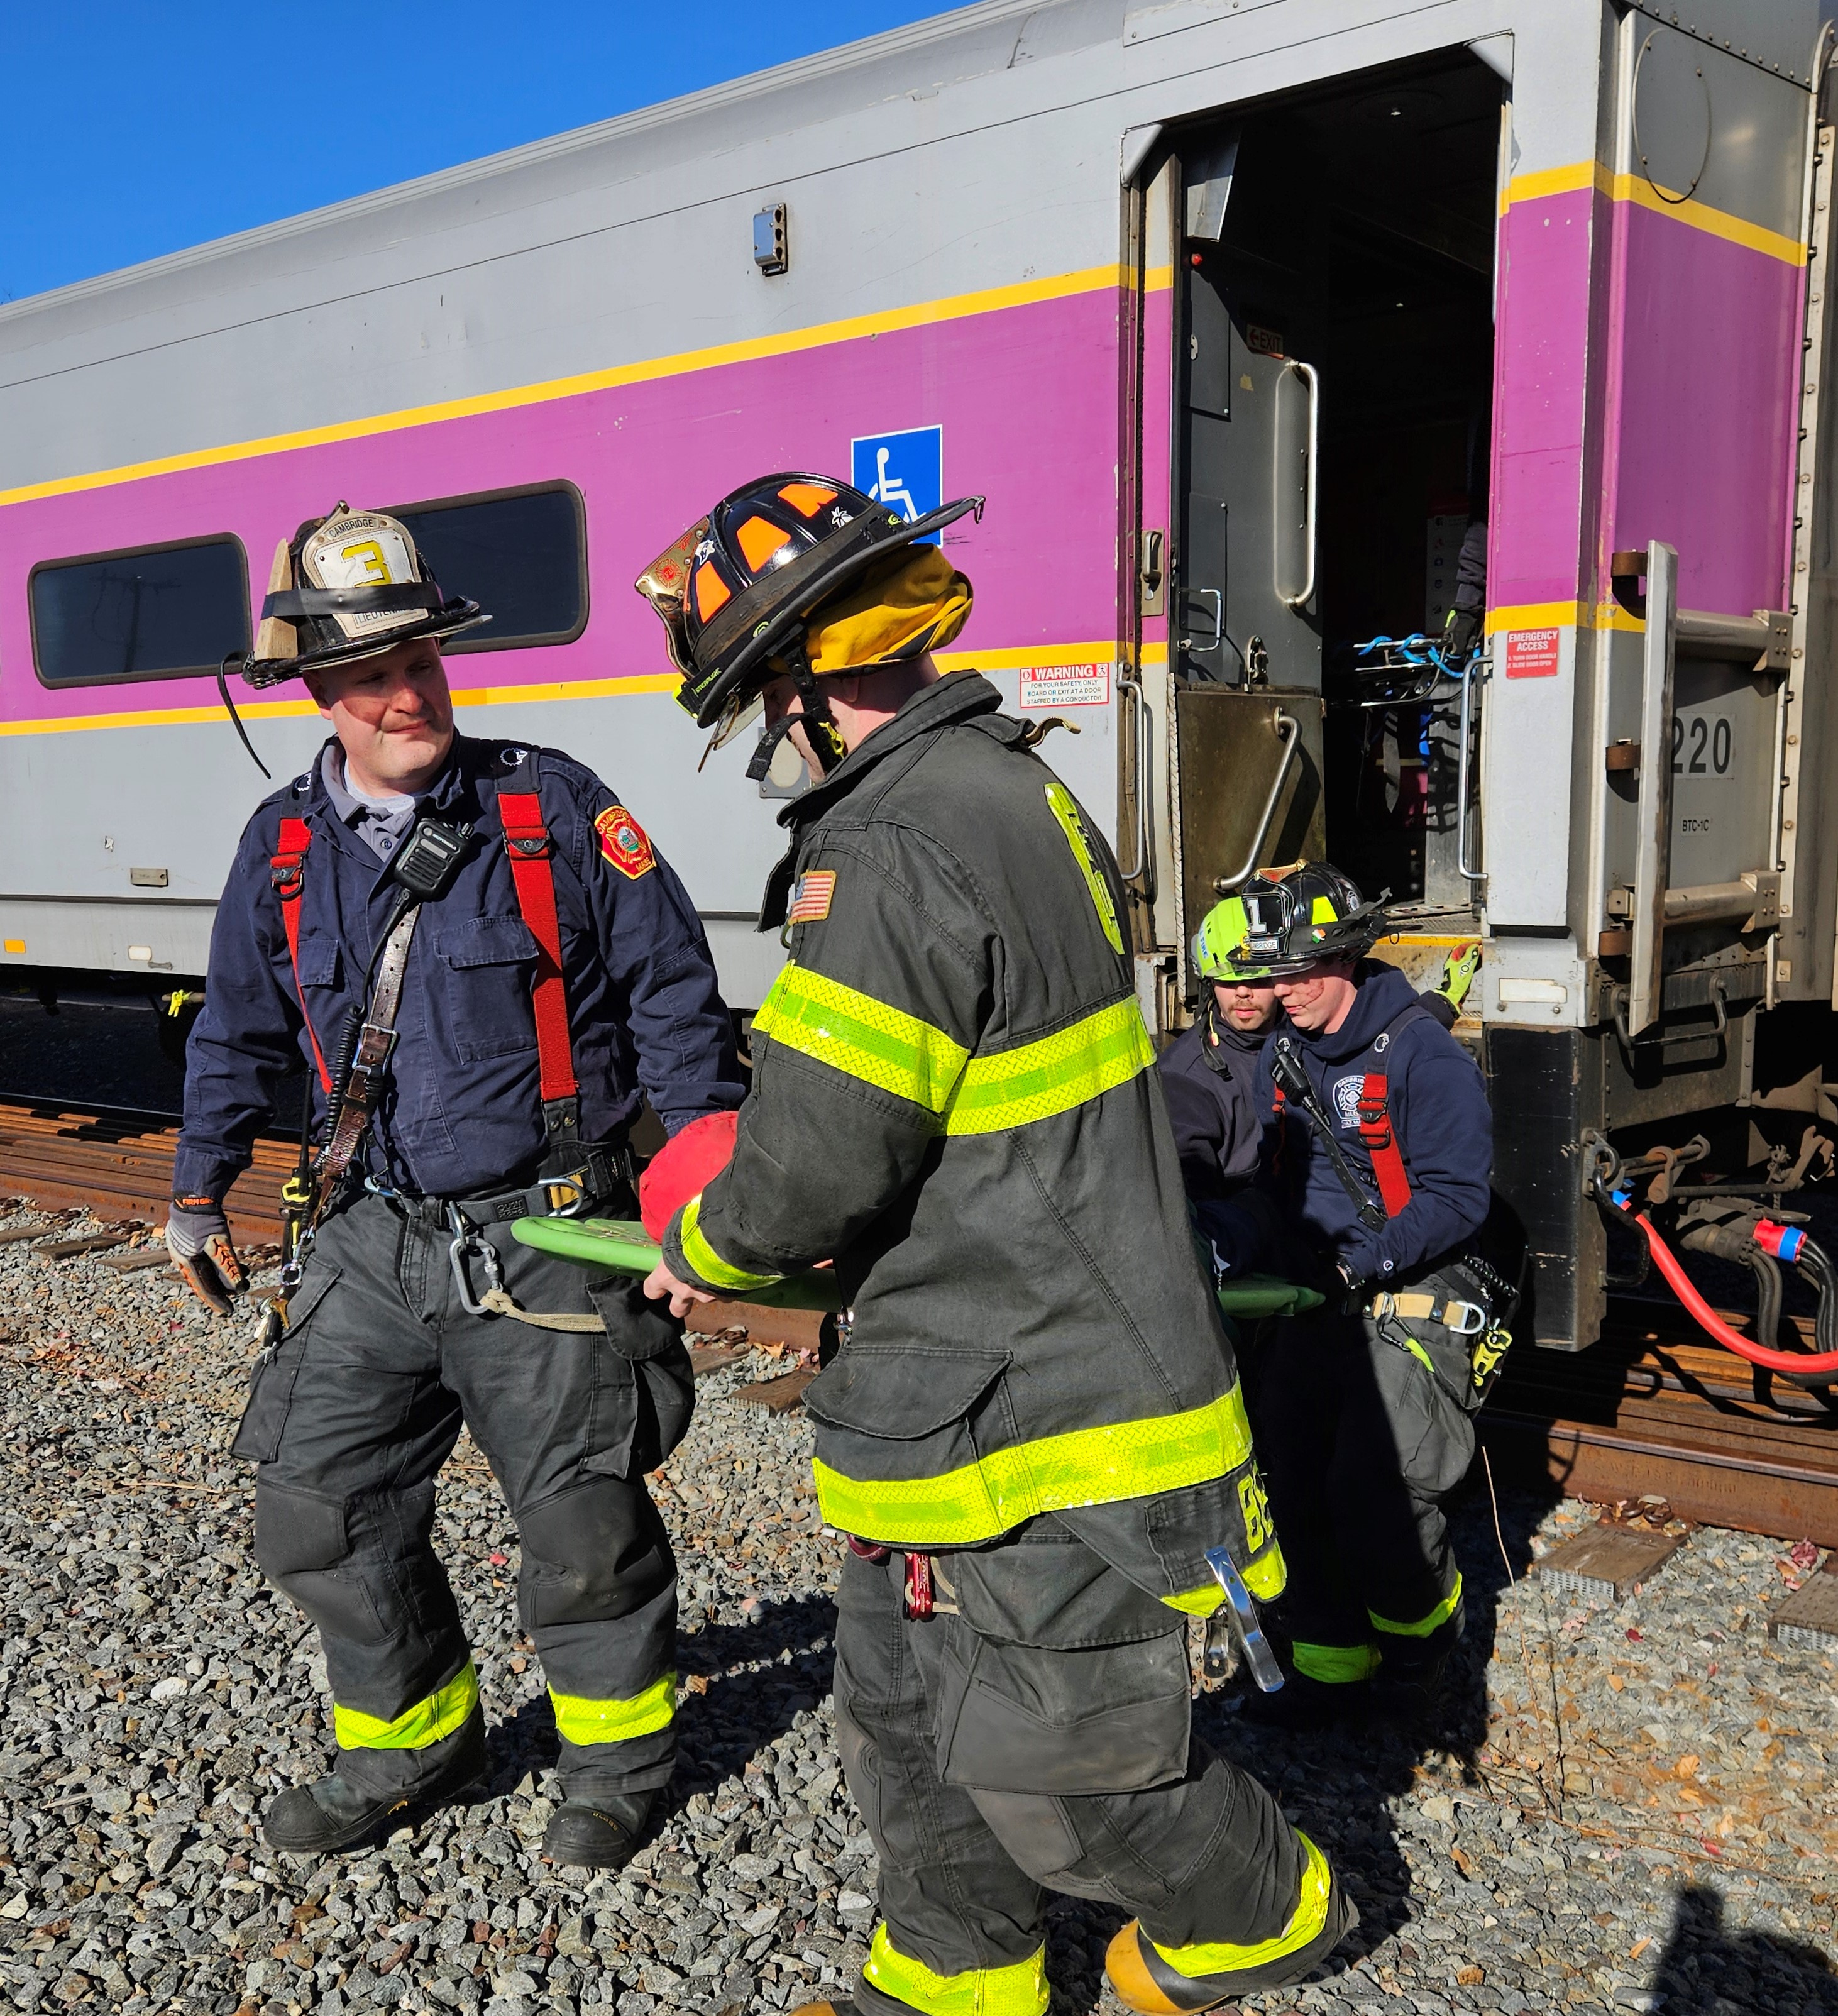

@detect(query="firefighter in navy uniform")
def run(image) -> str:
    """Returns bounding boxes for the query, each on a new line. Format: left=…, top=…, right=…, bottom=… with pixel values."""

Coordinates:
left=1229, top=866, right=1504, bottom=1724
left=164, top=505, right=744, bottom=1866
left=633, top=473, right=1355, bottom=2016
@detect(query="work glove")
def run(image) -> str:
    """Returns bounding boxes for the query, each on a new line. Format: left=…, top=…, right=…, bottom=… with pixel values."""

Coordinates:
left=165, top=1197, right=246, bottom=1316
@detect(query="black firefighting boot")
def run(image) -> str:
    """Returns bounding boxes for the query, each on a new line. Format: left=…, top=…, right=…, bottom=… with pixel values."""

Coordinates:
left=1104, top=1842, right=1357, bottom=2013
left=263, top=1710, right=488, bottom=1855
left=542, top=1790, right=654, bottom=1870
left=1371, top=1604, right=1465, bottom=1721
left=1238, top=1669, right=1372, bottom=1731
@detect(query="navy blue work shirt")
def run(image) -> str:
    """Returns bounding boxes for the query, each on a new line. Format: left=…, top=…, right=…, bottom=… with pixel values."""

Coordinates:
left=1262, top=960, right=1491, bottom=1284
left=173, top=734, right=745, bottom=1202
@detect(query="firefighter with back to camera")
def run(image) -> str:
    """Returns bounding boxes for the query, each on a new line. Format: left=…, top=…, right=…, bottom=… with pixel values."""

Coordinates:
left=163, top=505, right=744, bottom=1866
left=629, top=471, right=1355, bottom=2016
left=1221, top=867, right=1509, bottom=1727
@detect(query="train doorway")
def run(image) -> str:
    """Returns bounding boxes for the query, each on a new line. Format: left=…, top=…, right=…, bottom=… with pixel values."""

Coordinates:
left=1162, top=49, right=1504, bottom=989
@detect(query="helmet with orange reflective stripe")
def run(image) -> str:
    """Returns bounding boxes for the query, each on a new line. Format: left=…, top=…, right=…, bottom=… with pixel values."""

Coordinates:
left=634, top=471, right=982, bottom=778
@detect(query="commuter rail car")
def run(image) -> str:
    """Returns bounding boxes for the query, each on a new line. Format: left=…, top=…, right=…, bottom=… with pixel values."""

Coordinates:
left=3, top=0, right=1834, bottom=1352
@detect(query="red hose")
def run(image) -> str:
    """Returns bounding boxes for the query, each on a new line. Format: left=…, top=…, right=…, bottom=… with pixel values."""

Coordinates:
left=1629, top=1210, right=1838, bottom=1374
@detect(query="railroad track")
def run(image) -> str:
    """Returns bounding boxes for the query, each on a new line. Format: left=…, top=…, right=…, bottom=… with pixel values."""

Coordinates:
left=2, top=1095, right=1835, bottom=1543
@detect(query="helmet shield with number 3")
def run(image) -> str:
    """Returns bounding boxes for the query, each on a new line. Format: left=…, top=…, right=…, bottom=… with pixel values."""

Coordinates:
left=1229, top=864, right=1389, bottom=978
left=239, top=504, right=488, bottom=688
left=634, top=472, right=982, bottom=739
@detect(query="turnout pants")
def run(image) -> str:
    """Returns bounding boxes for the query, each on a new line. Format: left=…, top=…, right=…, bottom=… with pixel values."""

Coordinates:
left=834, top=1528, right=1329, bottom=2014
left=231, top=1193, right=691, bottom=1801
left=1252, top=1310, right=1473, bottom=1686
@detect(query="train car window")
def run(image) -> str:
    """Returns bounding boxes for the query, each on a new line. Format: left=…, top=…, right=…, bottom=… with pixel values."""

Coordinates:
left=390, top=482, right=588, bottom=653
left=29, top=536, right=250, bottom=687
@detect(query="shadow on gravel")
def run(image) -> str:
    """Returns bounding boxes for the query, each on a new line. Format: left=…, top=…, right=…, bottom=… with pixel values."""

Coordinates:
left=1651, top=1885, right=1838, bottom=2013
left=1193, top=1472, right=1561, bottom=1982
left=473, top=1595, right=842, bottom=1817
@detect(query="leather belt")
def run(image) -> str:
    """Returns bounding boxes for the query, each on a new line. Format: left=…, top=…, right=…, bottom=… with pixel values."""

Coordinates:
left=1367, top=1289, right=1487, bottom=1336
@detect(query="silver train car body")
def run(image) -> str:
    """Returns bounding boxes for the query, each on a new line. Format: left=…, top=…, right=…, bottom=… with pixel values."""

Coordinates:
left=3, top=0, right=1834, bottom=1349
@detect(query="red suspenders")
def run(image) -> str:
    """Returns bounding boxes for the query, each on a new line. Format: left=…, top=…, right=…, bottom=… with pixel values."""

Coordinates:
left=1356, top=1071, right=1414, bottom=1218
left=496, top=787, right=581, bottom=1129
left=268, top=781, right=581, bottom=1130
left=270, top=817, right=333, bottom=1096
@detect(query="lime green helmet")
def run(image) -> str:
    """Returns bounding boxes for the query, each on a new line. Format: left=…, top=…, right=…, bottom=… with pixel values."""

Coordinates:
left=1191, top=894, right=1274, bottom=983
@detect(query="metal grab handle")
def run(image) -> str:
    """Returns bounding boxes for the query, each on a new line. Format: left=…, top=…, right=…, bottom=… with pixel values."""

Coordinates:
left=1275, top=360, right=1319, bottom=609
left=1186, top=585, right=1224, bottom=654
left=1613, top=976, right=1727, bottom=1055
left=1458, top=653, right=1486, bottom=884
left=1213, top=710, right=1298, bottom=892
left=1629, top=541, right=1679, bottom=1036
left=1115, top=673, right=1155, bottom=896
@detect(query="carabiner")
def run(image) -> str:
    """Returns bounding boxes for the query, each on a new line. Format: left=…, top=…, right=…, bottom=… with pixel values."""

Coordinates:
left=446, top=1204, right=506, bottom=1318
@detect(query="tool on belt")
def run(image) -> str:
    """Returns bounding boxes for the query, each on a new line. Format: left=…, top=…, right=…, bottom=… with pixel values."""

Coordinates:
left=1203, top=1546, right=1285, bottom=1692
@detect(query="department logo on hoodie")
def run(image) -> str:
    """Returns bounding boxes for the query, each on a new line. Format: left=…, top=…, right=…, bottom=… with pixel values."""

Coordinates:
left=1332, top=1074, right=1365, bottom=1131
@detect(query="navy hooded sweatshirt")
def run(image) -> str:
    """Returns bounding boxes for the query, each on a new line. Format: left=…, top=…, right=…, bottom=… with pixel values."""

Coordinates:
left=1266, top=960, right=1492, bottom=1286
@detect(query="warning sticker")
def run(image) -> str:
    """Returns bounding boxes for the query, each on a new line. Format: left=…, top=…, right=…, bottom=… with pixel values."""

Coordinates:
left=1019, top=663, right=1111, bottom=708
left=1504, top=628, right=1562, bottom=679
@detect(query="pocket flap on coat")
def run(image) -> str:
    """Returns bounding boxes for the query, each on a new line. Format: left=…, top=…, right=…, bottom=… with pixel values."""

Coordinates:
left=803, top=1348, right=1009, bottom=1441
left=292, top=933, right=341, bottom=988
left=437, top=915, right=540, bottom=967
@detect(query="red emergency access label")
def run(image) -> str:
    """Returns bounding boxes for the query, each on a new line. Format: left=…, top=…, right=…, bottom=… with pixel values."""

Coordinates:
left=1504, top=627, right=1561, bottom=678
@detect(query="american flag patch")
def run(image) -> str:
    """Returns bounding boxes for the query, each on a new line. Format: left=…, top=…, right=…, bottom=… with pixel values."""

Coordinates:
left=788, top=870, right=837, bottom=923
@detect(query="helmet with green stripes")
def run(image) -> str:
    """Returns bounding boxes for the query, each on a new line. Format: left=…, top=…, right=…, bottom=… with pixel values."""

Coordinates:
left=1230, top=864, right=1388, bottom=978
left=1190, top=895, right=1272, bottom=983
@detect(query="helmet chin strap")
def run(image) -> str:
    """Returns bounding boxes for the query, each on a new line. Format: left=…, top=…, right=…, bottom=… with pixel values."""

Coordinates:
left=744, top=640, right=848, bottom=783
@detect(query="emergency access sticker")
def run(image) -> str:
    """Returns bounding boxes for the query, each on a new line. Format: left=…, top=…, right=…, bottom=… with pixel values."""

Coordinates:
left=595, top=805, right=656, bottom=879
left=1019, top=663, right=1111, bottom=708
left=1504, top=627, right=1561, bottom=678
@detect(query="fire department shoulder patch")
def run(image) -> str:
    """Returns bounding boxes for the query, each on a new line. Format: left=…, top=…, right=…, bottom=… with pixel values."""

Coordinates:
left=595, top=804, right=656, bottom=879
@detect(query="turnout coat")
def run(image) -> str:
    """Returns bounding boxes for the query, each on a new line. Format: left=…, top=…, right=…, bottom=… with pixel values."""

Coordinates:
left=663, top=673, right=1283, bottom=1609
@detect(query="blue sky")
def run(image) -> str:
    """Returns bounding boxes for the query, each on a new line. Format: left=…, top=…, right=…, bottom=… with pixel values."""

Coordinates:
left=3, top=2, right=969, bottom=305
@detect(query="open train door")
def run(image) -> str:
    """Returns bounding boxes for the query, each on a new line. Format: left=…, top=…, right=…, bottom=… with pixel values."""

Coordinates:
left=1130, top=51, right=1504, bottom=1008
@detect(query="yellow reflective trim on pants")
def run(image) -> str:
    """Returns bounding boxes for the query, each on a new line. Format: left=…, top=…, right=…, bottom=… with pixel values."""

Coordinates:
left=678, top=1194, right=783, bottom=1294
left=1162, top=1582, right=1224, bottom=1617
left=945, top=998, right=1153, bottom=1135
left=549, top=1672, right=677, bottom=1747
left=754, top=961, right=968, bottom=1113
left=863, top=1923, right=1048, bottom=2016
left=1150, top=1833, right=1333, bottom=1981
left=813, top=1382, right=1255, bottom=1547
left=1370, top=1572, right=1464, bottom=1638
left=333, top=1660, right=478, bottom=1751
left=1243, top=1540, right=1287, bottom=1602
left=1292, top=1641, right=1382, bottom=1685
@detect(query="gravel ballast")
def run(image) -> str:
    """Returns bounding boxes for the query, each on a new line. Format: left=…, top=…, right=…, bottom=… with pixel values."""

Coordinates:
left=2, top=1204, right=1835, bottom=2016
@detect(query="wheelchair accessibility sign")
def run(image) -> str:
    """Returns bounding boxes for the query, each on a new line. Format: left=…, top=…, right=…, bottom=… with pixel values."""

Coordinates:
left=851, top=426, right=943, bottom=544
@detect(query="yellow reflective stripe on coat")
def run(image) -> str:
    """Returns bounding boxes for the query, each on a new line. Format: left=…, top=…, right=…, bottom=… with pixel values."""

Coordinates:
left=945, top=998, right=1153, bottom=1135
left=1150, top=1833, right=1333, bottom=1980
left=678, top=1194, right=783, bottom=1293
left=1370, top=1572, right=1463, bottom=1638
left=863, top=1924, right=1048, bottom=2016
left=1292, top=1641, right=1382, bottom=1685
left=1163, top=1582, right=1225, bottom=1617
left=1043, top=778, right=1125, bottom=954
left=549, top=1672, right=677, bottom=1747
left=754, top=962, right=968, bottom=1113
left=333, top=1660, right=478, bottom=1751
left=754, top=962, right=1152, bottom=1135
left=813, top=1382, right=1255, bottom=1546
